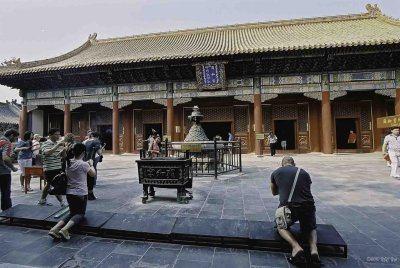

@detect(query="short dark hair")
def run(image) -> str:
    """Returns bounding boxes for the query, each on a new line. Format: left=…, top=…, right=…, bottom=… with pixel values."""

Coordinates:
left=4, top=129, right=19, bottom=138
left=48, top=128, right=60, bottom=136
left=91, top=131, right=100, bottom=138
left=23, top=131, right=33, bottom=141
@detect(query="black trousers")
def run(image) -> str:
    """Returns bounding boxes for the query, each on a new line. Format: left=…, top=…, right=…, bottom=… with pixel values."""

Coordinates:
left=87, top=175, right=95, bottom=192
left=270, top=143, right=277, bottom=156
left=63, top=194, right=87, bottom=223
left=0, top=174, right=12, bottom=211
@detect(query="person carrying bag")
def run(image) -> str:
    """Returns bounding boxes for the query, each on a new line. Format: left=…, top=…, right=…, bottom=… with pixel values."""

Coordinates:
left=275, top=167, right=301, bottom=230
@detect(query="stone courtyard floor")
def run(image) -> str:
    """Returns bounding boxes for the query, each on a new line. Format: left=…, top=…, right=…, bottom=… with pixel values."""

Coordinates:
left=0, top=152, right=399, bottom=267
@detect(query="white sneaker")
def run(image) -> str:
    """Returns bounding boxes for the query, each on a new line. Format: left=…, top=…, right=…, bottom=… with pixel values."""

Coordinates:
left=48, top=229, right=61, bottom=239
left=59, top=229, right=70, bottom=240
left=60, top=201, right=67, bottom=207
left=21, top=186, right=25, bottom=192
left=38, top=199, right=53, bottom=206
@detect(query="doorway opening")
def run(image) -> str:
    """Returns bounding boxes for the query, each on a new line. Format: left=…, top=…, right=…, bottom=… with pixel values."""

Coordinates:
left=336, top=118, right=357, bottom=149
left=274, top=120, right=296, bottom=150
left=201, top=122, right=232, bottom=141
left=97, top=125, right=112, bottom=150
left=144, top=123, right=163, bottom=141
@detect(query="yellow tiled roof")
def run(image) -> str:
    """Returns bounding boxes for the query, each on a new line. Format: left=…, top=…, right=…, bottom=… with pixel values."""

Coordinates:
left=1, top=4, right=400, bottom=76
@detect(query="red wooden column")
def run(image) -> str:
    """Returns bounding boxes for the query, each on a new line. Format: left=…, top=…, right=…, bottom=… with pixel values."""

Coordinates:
left=395, top=88, right=400, bottom=115
left=166, top=83, right=174, bottom=141
left=19, top=103, right=28, bottom=136
left=167, top=98, right=174, bottom=141
left=253, top=77, right=263, bottom=156
left=321, top=91, right=333, bottom=154
left=63, top=103, right=71, bottom=134
left=112, top=100, right=120, bottom=154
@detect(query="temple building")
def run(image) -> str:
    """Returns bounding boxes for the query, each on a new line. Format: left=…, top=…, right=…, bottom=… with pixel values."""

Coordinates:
left=0, top=100, right=20, bottom=135
left=0, top=4, right=399, bottom=154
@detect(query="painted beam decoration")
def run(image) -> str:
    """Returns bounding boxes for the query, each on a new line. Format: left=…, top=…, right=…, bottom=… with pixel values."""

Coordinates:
left=194, top=62, right=227, bottom=90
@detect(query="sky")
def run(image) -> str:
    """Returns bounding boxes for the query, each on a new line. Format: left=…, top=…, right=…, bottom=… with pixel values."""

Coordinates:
left=1, top=0, right=399, bottom=103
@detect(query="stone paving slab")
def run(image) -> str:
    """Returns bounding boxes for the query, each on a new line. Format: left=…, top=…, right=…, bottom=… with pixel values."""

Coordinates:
left=0, top=152, right=399, bottom=267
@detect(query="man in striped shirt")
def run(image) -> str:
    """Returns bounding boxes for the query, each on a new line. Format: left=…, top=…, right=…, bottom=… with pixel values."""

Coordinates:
left=38, top=128, right=66, bottom=206
left=0, top=129, right=19, bottom=211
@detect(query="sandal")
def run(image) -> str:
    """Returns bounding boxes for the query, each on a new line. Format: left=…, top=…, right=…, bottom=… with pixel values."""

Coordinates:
left=310, top=253, right=322, bottom=267
left=287, top=250, right=307, bottom=267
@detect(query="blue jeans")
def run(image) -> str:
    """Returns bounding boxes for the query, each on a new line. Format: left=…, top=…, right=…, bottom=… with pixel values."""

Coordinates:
left=0, top=174, right=12, bottom=211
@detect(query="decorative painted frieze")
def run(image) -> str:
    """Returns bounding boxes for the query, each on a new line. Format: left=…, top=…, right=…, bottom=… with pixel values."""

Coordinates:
left=153, top=98, right=192, bottom=106
left=262, top=94, right=278, bottom=102
left=118, top=92, right=167, bottom=101
left=330, top=71, right=395, bottom=83
left=226, top=78, right=253, bottom=88
left=330, top=80, right=395, bottom=91
left=234, top=94, right=278, bottom=103
left=54, top=105, right=64, bottom=111
left=375, top=89, right=395, bottom=98
left=262, top=75, right=321, bottom=86
left=70, top=87, right=112, bottom=97
left=261, top=84, right=321, bottom=94
left=118, top=83, right=167, bottom=93
left=26, top=90, right=64, bottom=99
left=70, top=104, right=82, bottom=110
left=173, top=82, right=197, bottom=91
left=70, top=95, right=112, bottom=104
left=234, top=95, right=253, bottom=103
left=174, top=88, right=254, bottom=98
left=26, top=98, right=64, bottom=106
left=27, top=105, right=38, bottom=112
left=304, top=91, right=347, bottom=100
left=100, top=102, right=112, bottom=109
left=99, top=101, right=131, bottom=109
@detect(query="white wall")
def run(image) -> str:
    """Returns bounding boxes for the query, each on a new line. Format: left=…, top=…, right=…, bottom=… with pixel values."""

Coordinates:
left=31, top=110, right=44, bottom=136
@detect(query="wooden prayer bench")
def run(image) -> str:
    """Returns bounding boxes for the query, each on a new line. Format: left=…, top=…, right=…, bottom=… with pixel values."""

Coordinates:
left=24, top=166, right=45, bottom=194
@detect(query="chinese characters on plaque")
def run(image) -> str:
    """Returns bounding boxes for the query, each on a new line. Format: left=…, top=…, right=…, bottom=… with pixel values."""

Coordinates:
left=194, top=62, right=226, bottom=90
left=377, top=115, right=400, bottom=128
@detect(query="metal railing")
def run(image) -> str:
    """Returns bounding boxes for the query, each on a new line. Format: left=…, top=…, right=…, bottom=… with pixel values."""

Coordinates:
left=161, top=139, right=242, bottom=179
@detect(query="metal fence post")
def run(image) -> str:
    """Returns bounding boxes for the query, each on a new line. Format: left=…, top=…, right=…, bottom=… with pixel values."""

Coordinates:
left=239, top=138, right=242, bottom=172
left=165, top=138, right=168, bottom=157
left=214, top=138, right=218, bottom=179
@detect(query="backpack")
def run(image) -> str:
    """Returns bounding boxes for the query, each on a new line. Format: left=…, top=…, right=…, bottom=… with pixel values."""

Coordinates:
left=48, top=172, right=67, bottom=195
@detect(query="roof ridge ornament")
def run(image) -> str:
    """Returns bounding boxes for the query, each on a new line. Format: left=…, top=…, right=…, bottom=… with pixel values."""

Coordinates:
left=1, top=57, right=21, bottom=67
left=88, top=32, right=98, bottom=44
left=366, top=4, right=382, bottom=17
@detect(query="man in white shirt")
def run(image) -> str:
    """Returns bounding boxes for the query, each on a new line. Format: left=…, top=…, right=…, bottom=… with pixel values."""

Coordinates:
left=383, top=127, right=400, bottom=178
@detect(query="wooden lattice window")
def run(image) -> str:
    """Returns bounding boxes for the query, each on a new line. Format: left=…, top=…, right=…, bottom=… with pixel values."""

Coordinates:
left=183, top=108, right=192, bottom=134
left=163, top=109, right=167, bottom=135
left=262, top=105, right=272, bottom=132
left=360, top=102, right=372, bottom=131
left=143, top=110, right=163, bottom=123
left=298, top=104, right=308, bottom=132
left=71, top=113, right=80, bottom=136
left=134, top=110, right=143, bottom=135
left=234, top=106, right=249, bottom=133
left=333, top=103, right=359, bottom=118
left=272, top=104, right=297, bottom=119
left=202, top=107, right=233, bottom=121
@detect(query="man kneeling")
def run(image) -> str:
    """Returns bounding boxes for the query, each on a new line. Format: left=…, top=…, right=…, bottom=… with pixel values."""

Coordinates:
left=270, top=156, right=320, bottom=267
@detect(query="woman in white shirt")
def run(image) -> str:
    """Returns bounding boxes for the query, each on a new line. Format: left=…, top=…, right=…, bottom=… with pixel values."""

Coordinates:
left=48, top=143, right=96, bottom=240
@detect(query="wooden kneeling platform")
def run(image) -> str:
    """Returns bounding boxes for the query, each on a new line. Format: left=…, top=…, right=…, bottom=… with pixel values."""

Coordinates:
left=0, top=205, right=347, bottom=258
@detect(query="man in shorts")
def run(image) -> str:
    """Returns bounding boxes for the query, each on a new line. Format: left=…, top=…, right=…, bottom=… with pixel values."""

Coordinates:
left=38, top=128, right=66, bottom=206
left=270, top=156, right=320, bottom=266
